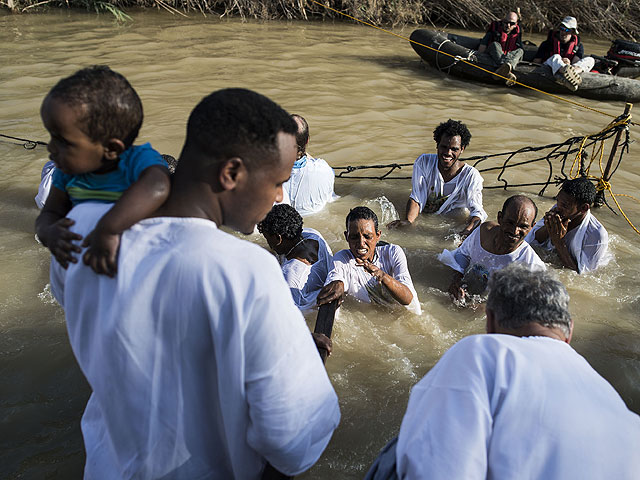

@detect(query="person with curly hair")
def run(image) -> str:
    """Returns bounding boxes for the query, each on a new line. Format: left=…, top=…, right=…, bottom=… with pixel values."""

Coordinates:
left=258, top=203, right=333, bottom=312
left=387, top=119, right=487, bottom=237
left=525, top=177, right=610, bottom=273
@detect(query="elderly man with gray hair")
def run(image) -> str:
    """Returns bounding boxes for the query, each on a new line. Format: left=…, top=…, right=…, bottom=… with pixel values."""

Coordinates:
left=367, top=264, right=640, bottom=479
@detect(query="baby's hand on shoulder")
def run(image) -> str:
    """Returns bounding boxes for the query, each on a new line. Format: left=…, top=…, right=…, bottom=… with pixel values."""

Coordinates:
left=45, top=218, right=83, bottom=269
left=82, top=228, right=121, bottom=277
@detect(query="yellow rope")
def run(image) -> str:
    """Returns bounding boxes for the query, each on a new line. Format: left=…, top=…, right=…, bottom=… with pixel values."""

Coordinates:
left=306, top=0, right=618, bottom=119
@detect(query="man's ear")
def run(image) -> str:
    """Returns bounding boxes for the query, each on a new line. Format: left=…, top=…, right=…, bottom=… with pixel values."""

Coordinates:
left=565, top=318, right=574, bottom=344
left=497, top=210, right=503, bottom=224
left=218, top=157, right=246, bottom=192
left=579, top=202, right=590, bottom=214
left=343, top=230, right=348, bottom=242
left=103, top=138, right=126, bottom=160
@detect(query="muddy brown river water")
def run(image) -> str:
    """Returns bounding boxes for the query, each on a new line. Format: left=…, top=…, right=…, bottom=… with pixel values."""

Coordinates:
left=1, top=10, right=639, bottom=478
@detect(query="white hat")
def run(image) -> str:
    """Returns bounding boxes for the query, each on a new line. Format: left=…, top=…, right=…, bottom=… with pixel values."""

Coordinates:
left=560, top=16, right=579, bottom=34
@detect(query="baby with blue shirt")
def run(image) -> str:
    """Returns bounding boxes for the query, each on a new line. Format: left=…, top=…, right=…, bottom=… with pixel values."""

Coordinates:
left=35, top=65, right=170, bottom=276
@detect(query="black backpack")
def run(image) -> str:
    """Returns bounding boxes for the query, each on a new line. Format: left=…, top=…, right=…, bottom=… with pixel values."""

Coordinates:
left=606, top=39, right=640, bottom=66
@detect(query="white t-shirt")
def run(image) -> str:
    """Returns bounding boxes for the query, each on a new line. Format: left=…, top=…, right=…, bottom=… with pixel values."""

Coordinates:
left=438, top=227, right=546, bottom=294
left=35, top=160, right=56, bottom=209
left=326, top=244, right=421, bottom=315
left=283, top=154, right=337, bottom=216
left=409, top=153, right=487, bottom=221
left=396, top=334, right=640, bottom=479
left=525, top=209, right=610, bottom=273
left=280, top=228, right=333, bottom=312
left=50, top=203, right=340, bottom=480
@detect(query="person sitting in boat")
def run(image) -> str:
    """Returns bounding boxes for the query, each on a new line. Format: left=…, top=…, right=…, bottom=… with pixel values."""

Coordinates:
left=525, top=177, right=610, bottom=273
left=282, top=114, right=337, bottom=216
left=477, top=11, right=524, bottom=86
left=387, top=119, right=487, bottom=237
left=258, top=203, right=334, bottom=312
left=318, top=206, right=421, bottom=314
left=439, top=195, right=545, bottom=303
left=533, top=16, right=595, bottom=91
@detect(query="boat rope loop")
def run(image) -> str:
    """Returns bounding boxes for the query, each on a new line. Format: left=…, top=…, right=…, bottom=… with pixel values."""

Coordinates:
left=0, top=133, right=47, bottom=150
left=334, top=113, right=640, bottom=236
left=305, top=0, right=626, bottom=121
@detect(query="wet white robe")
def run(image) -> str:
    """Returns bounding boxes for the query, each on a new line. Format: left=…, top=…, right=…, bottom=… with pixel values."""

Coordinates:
left=50, top=203, right=340, bottom=480
left=409, top=153, right=487, bottom=221
left=524, top=209, right=610, bottom=273
left=280, top=228, right=333, bottom=312
left=283, top=154, right=337, bottom=216
left=396, top=334, right=640, bottom=479
left=326, top=244, right=421, bottom=315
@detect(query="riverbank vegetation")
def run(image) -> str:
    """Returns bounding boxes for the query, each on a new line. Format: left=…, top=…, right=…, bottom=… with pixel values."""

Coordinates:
left=2, top=0, right=639, bottom=41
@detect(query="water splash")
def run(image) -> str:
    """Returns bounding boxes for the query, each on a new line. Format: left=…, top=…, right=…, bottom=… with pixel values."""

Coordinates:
left=366, top=196, right=399, bottom=224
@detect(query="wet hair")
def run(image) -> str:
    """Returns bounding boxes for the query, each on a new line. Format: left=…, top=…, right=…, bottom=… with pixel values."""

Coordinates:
left=46, top=65, right=143, bottom=148
left=162, top=154, right=178, bottom=174
left=487, top=264, right=572, bottom=338
left=502, top=194, right=538, bottom=222
left=561, top=177, right=596, bottom=207
left=257, top=204, right=303, bottom=240
left=291, top=114, right=309, bottom=157
left=346, top=206, right=379, bottom=232
left=433, top=119, right=472, bottom=148
left=183, top=88, right=297, bottom=171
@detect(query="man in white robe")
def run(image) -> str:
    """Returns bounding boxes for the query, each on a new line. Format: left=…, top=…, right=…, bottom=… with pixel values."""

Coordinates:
left=388, top=119, right=487, bottom=236
left=525, top=177, right=610, bottom=273
left=282, top=114, right=337, bottom=216
left=319, top=206, right=421, bottom=315
left=439, top=195, right=545, bottom=301
left=258, top=203, right=333, bottom=312
left=365, top=265, right=640, bottom=479
left=49, top=89, right=340, bottom=479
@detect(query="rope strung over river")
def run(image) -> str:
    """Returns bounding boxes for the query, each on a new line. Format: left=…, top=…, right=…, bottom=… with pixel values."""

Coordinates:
left=334, top=108, right=640, bottom=236
left=0, top=133, right=47, bottom=149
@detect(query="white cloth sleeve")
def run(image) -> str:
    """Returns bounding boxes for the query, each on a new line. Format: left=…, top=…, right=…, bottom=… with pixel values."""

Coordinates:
left=243, top=259, right=340, bottom=476
left=396, top=340, right=492, bottom=479
left=437, top=230, right=475, bottom=273
left=466, top=171, right=487, bottom=221
left=409, top=155, right=428, bottom=211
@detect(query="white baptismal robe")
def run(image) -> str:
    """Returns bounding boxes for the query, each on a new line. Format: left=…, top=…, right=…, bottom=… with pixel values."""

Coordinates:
left=326, top=244, right=421, bottom=315
left=280, top=227, right=333, bottom=312
left=50, top=203, right=340, bottom=480
left=396, top=334, right=640, bottom=479
left=438, top=227, right=546, bottom=292
left=525, top=209, right=610, bottom=273
left=409, top=153, right=487, bottom=221
left=283, top=154, right=337, bottom=216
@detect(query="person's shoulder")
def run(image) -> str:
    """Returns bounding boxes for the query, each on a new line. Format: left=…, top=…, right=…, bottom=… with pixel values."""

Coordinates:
left=333, top=248, right=353, bottom=262
left=120, top=143, right=164, bottom=167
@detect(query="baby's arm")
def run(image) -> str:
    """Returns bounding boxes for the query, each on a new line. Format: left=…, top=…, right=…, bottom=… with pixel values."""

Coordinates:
left=82, top=165, right=170, bottom=276
left=35, top=186, right=82, bottom=269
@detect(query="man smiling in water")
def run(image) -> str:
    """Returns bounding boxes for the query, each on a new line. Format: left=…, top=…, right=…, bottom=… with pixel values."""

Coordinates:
left=387, top=119, right=487, bottom=237
left=439, top=195, right=545, bottom=301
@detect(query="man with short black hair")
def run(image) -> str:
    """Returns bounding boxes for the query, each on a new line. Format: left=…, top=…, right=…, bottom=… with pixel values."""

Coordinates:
left=388, top=119, right=487, bottom=236
left=387, top=264, right=640, bottom=479
left=49, top=88, right=340, bottom=479
left=525, top=177, right=609, bottom=273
